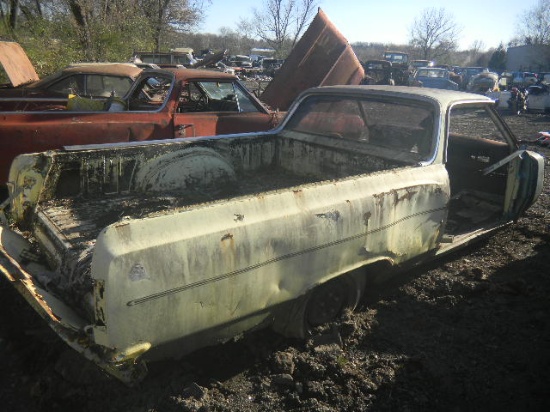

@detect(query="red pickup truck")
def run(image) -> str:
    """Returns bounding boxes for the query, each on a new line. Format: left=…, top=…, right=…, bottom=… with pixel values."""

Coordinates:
left=0, top=67, right=282, bottom=195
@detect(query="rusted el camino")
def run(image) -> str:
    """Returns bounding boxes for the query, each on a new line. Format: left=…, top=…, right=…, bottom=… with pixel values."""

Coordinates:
left=0, top=86, right=544, bottom=384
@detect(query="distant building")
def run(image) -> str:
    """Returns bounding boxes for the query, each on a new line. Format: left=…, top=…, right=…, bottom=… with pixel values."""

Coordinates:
left=506, top=44, right=550, bottom=72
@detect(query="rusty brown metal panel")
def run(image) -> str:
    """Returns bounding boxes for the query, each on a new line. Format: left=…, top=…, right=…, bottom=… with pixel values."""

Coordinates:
left=0, top=41, right=39, bottom=86
left=261, top=9, right=364, bottom=111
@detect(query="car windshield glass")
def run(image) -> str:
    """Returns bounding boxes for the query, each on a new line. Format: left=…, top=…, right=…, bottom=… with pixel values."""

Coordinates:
left=417, top=69, right=444, bottom=78
left=47, top=74, right=86, bottom=95
left=384, top=53, right=408, bottom=64
left=86, top=75, right=134, bottom=97
left=285, top=94, right=435, bottom=161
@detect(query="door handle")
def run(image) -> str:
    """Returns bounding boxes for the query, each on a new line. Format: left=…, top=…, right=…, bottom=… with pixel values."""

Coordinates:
left=176, top=124, right=195, bottom=138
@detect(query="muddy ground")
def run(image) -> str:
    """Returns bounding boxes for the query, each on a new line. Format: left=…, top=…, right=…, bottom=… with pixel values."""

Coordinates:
left=0, top=111, right=549, bottom=412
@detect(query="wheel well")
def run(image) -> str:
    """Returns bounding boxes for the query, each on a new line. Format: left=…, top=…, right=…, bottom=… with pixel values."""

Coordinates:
left=272, top=261, right=392, bottom=339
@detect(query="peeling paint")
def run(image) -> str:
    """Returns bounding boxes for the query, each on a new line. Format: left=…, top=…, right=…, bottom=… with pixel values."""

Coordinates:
left=221, top=233, right=233, bottom=241
left=315, top=210, right=341, bottom=221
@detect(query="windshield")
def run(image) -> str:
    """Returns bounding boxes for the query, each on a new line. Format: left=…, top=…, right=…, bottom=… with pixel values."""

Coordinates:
left=383, top=53, right=409, bottom=64
left=416, top=69, right=446, bottom=78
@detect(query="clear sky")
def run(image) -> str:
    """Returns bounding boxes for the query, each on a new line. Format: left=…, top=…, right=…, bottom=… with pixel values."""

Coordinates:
left=199, top=0, right=540, bottom=51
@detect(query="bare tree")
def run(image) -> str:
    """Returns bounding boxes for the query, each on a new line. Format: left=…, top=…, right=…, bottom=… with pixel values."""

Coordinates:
left=56, top=0, right=206, bottom=59
left=245, top=0, right=318, bottom=56
left=139, top=0, right=206, bottom=51
left=408, top=7, right=461, bottom=61
left=0, top=0, right=19, bottom=31
left=516, top=0, right=550, bottom=45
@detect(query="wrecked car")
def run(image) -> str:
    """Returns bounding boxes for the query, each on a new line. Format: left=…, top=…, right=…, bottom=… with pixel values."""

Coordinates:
left=0, top=85, right=544, bottom=384
left=0, top=7, right=366, bottom=194
left=0, top=62, right=142, bottom=111
left=466, top=70, right=500, bottom=93
left=381, top=51, right=411, bottom=86
left=412, top=67, right=459, bottom=90
left=526, top=83, right=550, bottom=113
left=361, top=60, right=395, bottom=85
left=0, top=42, right=142, bottom=111
left=0, top=67, right=282, bottom=194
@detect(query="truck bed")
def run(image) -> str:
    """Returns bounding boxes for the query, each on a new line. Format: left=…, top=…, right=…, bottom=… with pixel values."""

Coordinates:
left=39, top=166, right=320, bottom=250
left=29, top=131, right=414, bottom=314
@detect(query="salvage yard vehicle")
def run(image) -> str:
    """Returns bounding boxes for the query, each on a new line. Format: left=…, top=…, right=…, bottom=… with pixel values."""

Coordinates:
left=0, top=85, right=544, bottom=384
left=466, top=70, right=499, bottom=93
left=0, top=40, right=142, bottom=111
left=460, top=67, right=485, bottom=89
left=526, top=83, right=550, bottom=113
left=382, top=50, right=411, bottom=85
left=0, top=63, right=141, bottom=110
left=412, top=67, right=459, bottom=90
left=132, top=48, right=198, bottom=68
left=0, top=67, right=282, bottom=194
left=361, top=60, right=395, bottom=85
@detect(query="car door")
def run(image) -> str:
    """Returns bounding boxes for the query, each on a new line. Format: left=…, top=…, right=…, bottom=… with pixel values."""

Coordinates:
left=442, top=103, right=544, bottom=247
left=173, top=79, right=277, bottom=138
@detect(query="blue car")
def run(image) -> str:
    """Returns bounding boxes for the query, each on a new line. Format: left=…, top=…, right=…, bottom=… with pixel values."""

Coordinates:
left=413, top=67, right=459, bottom=90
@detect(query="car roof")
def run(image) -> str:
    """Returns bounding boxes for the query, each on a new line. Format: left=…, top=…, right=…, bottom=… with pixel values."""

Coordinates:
left=159, top=67, right=239, bottom=81
left=298, top=85, right=493, bottom=108
left=28, top=63, right=143, bottom=89
left=62, top=63, right=143, bottom=77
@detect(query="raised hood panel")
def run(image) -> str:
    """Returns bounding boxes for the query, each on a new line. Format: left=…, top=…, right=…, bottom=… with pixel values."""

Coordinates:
left=0, top=41, right=40, bottom=87
left=261, top=8, right=365, bottom=111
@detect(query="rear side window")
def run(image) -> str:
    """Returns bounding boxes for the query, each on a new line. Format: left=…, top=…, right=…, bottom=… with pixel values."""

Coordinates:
left=86, top=75, right=133, bottom=97
left=47, top=74, right=86, bottom=95
left=286, top=95, right=435, bottom=161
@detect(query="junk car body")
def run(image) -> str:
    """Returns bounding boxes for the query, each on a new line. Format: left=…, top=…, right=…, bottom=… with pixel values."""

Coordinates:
left=0, top=85, right=543, bottom=384
left=526, top=83, right=550, bottom=113
left=0, top=63, right=142, bottom=111
left=0, top=68, right=281, bottom=191
left=413, top=68, right=459, bottom=90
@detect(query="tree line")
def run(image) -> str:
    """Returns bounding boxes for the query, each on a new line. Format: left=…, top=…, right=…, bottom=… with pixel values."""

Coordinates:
left=1, top=0, right=548, bottom=77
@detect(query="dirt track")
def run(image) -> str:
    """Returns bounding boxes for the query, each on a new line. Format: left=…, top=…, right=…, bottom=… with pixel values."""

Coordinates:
left=0, top=111, right=549, bottom=412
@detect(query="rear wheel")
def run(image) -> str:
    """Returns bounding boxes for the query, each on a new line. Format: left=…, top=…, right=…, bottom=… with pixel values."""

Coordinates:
left=272, top=271, right=367, bottom=338
left=305, top=278, right=348, bottom=327
left=304, top=273, right=366, bottom=330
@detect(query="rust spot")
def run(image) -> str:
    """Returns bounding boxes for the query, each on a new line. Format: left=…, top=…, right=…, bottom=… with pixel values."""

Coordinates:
left=221, top=233, right=233, bottom=241
left=315, top=210, right=341, bottom=221
left=363, top=211, right=371, bottom=226
left=394, top=188, right=417, bottom=203
left=23, top=175, right=36, bottom=189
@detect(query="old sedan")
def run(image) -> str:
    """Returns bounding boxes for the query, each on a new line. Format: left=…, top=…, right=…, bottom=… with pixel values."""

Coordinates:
left=0, top=61, right=142, bottom=111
